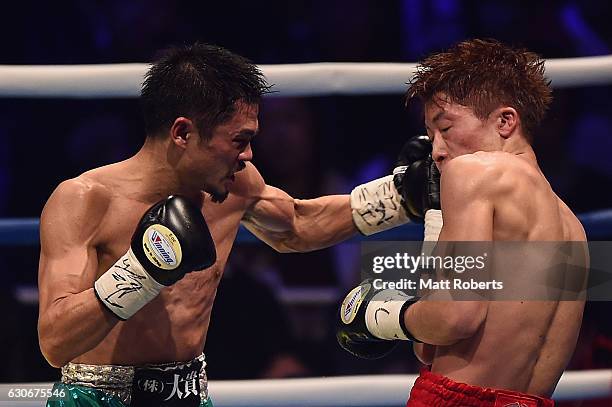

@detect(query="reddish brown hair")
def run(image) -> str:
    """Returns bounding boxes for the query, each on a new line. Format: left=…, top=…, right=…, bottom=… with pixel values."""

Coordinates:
left=406, top=39, right=552, bottom=138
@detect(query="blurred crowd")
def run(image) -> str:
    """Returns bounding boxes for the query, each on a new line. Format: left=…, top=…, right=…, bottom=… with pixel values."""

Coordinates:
left=0, top=1, right=611, bottom=404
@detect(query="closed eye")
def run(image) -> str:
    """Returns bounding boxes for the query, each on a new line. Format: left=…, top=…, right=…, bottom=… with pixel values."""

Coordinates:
left=233, top=138, right=252, bottom=150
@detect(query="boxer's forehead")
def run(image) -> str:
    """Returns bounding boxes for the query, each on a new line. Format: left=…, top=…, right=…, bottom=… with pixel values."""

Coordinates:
left=229, top=101, right=259, bottom=132
left=212, top=101, right=259, bottom=138
left=424, top=94, right=474, bottom=128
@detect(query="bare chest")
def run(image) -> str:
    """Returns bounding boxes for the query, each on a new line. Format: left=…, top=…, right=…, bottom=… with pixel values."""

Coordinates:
left=94, top=194, right=248, bottom=281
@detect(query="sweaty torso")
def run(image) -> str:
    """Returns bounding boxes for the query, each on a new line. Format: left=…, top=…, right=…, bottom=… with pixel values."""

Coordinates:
left=431, top=152, right=587, bottom=396
left=73, top=161, right=259, bottom=366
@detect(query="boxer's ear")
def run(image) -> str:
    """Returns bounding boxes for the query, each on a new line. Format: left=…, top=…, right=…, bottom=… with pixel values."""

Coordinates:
left=495, top=107, right=518, bottom=139
left=170, top=117, right=196, bottom=147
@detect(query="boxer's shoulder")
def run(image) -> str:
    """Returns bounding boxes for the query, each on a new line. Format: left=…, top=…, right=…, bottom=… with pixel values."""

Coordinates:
left=440, top=153, right=499, bottom=197
left=442, top=152, right=540, bottom=195
left=42, top=170, right=117, bottom=242
left=47, top=174, right=110, bottom=214
left=39, top=181, right=107, bottom=250
left=447, top=151, right=530, bottom=171
left=228, top=161, right=265, bottom=199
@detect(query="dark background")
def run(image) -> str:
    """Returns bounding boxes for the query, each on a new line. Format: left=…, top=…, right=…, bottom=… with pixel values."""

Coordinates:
left=0, top=0, right=611, bottom=404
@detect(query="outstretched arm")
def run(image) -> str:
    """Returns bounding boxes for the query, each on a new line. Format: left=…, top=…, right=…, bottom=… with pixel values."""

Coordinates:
left=242, top=165, right=356, bottom=252
left=241, top=135, right=439, bottom=253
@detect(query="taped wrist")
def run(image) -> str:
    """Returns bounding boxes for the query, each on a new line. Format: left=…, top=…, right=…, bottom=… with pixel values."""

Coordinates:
left=424, top=210, right=443, bottom=242
left=94, top=249, right=164, bottom=320
left=364, top=289, right=420, bottom=341
left=350, top=175, right=410, bottom=235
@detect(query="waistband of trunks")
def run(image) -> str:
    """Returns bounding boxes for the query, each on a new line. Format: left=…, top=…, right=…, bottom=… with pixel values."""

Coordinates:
left=61, top=354, right=208, bottom=405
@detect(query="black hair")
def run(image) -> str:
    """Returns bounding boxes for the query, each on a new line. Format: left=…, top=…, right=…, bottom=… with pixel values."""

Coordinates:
left=141, top=43, right=271, bottom=138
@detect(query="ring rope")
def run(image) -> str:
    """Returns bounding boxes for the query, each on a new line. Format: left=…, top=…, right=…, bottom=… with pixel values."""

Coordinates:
left=1, top=209, right=610, bottom=246
left=0, top=370, right=609, bottom=406
left=0, top=54, right=611, bottom=98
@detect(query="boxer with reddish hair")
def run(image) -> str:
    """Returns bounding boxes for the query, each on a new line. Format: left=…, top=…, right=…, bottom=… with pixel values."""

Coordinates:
left=337, top=39, right=587, bottom=407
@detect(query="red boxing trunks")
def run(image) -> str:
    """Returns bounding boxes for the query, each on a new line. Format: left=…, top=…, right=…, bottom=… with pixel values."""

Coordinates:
left=408, top=369, right=554, bottom=407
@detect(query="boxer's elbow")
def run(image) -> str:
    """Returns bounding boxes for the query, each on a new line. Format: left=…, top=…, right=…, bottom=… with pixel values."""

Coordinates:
left=40, top=347, right=68, bottom=368
left=277, top=220, right=352, bottom=253
left=414, top=342, right=435, bottom=365
left=444, top=302, right=487, bottom=341
left=243, top=217, right=312, bottom=253
left=249, top=198, right=350, bottom=253
left=253, top=223, right=336, bottom=253
left=270, top=242, right=300, bottom=253
left=39, top=331, right=69, bottom=368
left=38, top=317, right=71, bottom=368
left=270, top=237, right=316, bottom=253
left=266, top=224, right=322, bottom=253
left=256, top=231, right=303, bottom=253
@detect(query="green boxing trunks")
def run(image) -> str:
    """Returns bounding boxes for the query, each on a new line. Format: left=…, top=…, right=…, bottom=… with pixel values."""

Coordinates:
left=46, top=354, right=213, bottom=407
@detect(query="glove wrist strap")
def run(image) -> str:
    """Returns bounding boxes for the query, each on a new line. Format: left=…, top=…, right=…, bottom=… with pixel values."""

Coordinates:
left=365, top=290, right=417, bottom=341
left=350, top=175, right=410, bottom=236
left=424, top=209, right=443, bottom=242
left=94, top=249, right=164, bottom=320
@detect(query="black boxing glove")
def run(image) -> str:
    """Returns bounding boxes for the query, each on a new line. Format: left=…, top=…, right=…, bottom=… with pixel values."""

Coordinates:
left=394, top=137, right=443, bottom=242
left=394, top=135, right=433, bottom=167
left=94, top=196, right=216, bottom=320
left=337, top=279, right=418, bottom=360
left=350, top=136, right=438, bottom=235
left=395, top=154, right=440, bottom=222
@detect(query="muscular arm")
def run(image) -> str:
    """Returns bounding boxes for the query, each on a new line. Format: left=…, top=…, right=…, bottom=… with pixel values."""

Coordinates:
left=38, top=179, right=118, bottom=367
left=404, top=156, right=491, bottom=345
left=241, top=164, right=357, bottom=252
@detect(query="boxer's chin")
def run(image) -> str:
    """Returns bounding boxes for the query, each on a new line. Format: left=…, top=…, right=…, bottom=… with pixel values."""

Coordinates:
left=209, top=190, right=229, bottom=203
left=204, top=176, right=233, bottom=203
left=207, top=183, right=229, bottom=203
